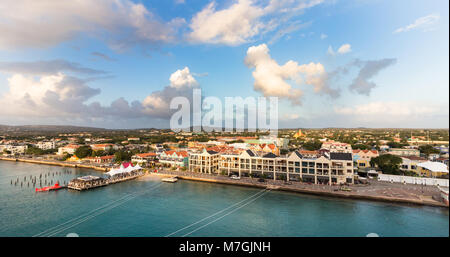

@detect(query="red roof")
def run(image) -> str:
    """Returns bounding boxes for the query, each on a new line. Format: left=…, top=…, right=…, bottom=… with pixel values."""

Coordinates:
left=177, top=151, right=189, bottom=157
left=353, top=150, right=378, bottom=154
left=136, top=152, right=157, bottom=158
left=99, top=155, right=114, bottom=160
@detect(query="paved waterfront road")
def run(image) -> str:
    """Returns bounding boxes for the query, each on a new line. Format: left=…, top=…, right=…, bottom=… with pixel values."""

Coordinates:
left=1, top=161, right=449, bottom=237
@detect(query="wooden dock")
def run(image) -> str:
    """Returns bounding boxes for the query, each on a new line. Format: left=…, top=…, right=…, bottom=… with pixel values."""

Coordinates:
left=68, top=172, right=144, bottom=191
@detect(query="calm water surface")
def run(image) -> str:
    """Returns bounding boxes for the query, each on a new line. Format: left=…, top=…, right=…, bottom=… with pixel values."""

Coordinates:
left=0, top=161, right=448, bottom=237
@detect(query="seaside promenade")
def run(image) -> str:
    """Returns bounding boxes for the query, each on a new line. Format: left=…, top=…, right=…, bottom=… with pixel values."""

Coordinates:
left=149, top=170, right=448, bottom=208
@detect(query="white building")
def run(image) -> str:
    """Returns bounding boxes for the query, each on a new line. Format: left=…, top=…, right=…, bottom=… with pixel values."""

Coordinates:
left=321, top=141, right=352, bottom=153
left=35, top=141, right=56, bottom=150
left=0, top=144, right=28, bottom=155
left=57, top=144, right=81, bottom=155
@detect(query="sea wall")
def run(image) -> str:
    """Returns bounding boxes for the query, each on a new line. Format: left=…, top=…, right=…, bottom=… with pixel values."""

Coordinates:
left=150, top=172, right=448, bottom=208
left=0, top=157, right=109, bottom=172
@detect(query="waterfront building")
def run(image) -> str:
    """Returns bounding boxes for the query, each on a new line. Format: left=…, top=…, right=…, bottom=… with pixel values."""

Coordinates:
left=389, top=148, right=420, bottom=157
left=192, top=149, right=354, bottom=184
left=417, top=161, right=449, bottom=178
left=131, top=152, right=158, bottom=165
left=83, top=155, right=115, bottom=164
left=189, top=149, right=220, bottom=173
left=353, top=150, right=379, bottom=168
left=90, top=143, right=117, bottom=152
left=0, top=144, right=28, bottom=155
left=35, top=141, right=56, bottom=150
left=159, top=151, right=189, bottom=167
left=400, top=156, right=428, bottom=173
left=57, top=144, right=81, bottom=155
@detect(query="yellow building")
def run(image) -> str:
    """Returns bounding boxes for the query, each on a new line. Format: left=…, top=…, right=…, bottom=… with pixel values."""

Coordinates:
left=417, top=161, right=448, bottom=178
left=293, top=129, right=305, bottom=139
left=66, top=155, right=80, bottom=162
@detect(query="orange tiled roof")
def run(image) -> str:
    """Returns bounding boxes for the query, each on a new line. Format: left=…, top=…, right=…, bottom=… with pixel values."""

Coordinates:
left=136, top=152, right=157, bottom=158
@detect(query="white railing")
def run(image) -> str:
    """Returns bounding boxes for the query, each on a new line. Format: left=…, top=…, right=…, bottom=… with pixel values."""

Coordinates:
left=378, top=174, right=449, bottom=187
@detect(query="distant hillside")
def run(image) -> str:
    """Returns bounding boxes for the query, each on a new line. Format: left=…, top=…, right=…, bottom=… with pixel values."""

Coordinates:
left=0, top=125, right=107, bottom=133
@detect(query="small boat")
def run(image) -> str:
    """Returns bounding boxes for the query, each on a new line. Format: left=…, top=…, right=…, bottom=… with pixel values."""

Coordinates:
left=35, top=182, right=65, bottom=192
left=162, top=177, right=178, bottom=183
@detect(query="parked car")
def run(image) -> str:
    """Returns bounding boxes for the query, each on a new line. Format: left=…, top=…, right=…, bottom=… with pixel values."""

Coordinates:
left=230, top=175, right=240, bottom=180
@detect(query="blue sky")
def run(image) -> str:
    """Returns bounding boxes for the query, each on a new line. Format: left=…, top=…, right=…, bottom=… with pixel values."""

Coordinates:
left=0, top=0, right=448, bottom=129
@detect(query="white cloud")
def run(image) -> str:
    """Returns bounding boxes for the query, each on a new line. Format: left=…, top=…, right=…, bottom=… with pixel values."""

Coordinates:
left=0, top=65, right=199, bottom=121
left=142, top=67, right=199, bottom=118
left=337, top=44, right=351, bottom=54
left=328, top=44, right=351, bottom=55
left=393, top=13, right=440, bottom=34
left=320, top=33, right=327, bottom=39
left=169, top=67, right=198, bottom=89
left=245, top=43, right=338, bottom=105
left=187, top=0, right=323, bottom=45
left=0, top=0, right=182, bottom=50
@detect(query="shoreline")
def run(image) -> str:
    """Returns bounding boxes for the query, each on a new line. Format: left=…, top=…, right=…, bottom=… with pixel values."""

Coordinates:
left=1, top=157, right=448, bottom=208
left=0, top=156, right=109, bottom=172
left=148, top=172, right=449, bottom=208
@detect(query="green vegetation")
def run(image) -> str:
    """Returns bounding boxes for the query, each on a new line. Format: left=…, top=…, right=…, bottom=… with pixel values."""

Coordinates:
left=418, top=145, right=440, bottom=157
left=301, top=140, right=322, bottom=151
left=370, top=154, right=403, bottom=175
left=114, top=150, right=133, bottom=162
left=25, top=146, right=56, bottom=155
left=62, top=153, right=72, bottom=161
left=74, top=146, right=92, bottom=158
left=351, top=144, right=370, bottom=150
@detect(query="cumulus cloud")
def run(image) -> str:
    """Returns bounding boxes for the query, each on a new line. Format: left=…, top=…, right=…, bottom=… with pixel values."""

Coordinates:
left=0, top=64, right=199, bottom=122
left=245, top=43, right=338, bottom=105
left=349, top=58, right=397, bottom=95
left=187, top=0, right=323, bottom=45
left=320, top=33, right=328, bottom=39
left=168, top=67, right=199, bottom=89
left=0, top=0, right=183, bottom=50
left=394, top=13, right=440, bottom=34
left=0, top=73, right=101, bottom=118
left=142, top=67, right=199, bottom=118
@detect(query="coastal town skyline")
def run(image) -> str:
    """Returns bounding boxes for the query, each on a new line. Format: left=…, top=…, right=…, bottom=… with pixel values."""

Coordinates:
left=0, top=0, right=448, bottom=129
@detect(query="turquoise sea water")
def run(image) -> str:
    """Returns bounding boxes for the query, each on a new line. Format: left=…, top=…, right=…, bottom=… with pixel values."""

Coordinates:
left=0, top=161, right=448, bottom=237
